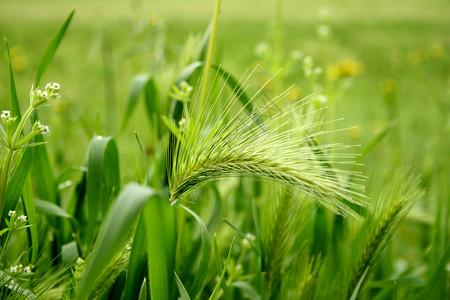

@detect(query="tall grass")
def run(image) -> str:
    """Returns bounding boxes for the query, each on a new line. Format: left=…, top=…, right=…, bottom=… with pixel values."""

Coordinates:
left=0, top=1, right=447, bottom=299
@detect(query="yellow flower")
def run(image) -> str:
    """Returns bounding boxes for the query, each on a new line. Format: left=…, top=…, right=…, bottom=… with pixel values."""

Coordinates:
left=430, top=43, right=445, bottom=59
left=326, top=60, right=364, bottom=81
left=407, top=48, right=427, bottom=65
left=381, top=79, right=397, bottom=94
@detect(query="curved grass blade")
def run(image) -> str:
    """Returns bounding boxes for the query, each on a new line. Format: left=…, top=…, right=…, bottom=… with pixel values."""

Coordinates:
left=195, top=22, right=212, bottom=62
left=5, top=39, right=20, bottom=129
left=30, top=136, right=57, bottom=204
left=135, top=132, right=151, bottom=186
left=35, top=199, right=79, bottom=229
left=209, top=236, right=235, bottom=300
left=170, top=62, right=257, bottom=123
left=231, top=281, right=261, bottom=300
left=85, top=136, right=120, bottom=247
left=124, top=216, right=147, bottom=300
left=76, top=183, right=159, bottom=300
left=144, top=190, right=176, bottom=300
left=121, top=74, right=150, bottom=133
left=416, top=246, right=450, bottom=300
left=357, top=120, right=397, bottom=163
left=35, top=10, right=75, bottom=87
left=175, top=272, right=192, bottom=300
left=179, top=204, right=212, bottom=298
left=22, top=178, right=39, bottom=263
left=2, top=148, right=33, bottom=225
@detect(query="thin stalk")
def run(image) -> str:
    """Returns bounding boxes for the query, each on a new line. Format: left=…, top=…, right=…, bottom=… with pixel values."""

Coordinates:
left=11, top=106, right=33, bottom=146
left=198, top=0, right=221, bottom=120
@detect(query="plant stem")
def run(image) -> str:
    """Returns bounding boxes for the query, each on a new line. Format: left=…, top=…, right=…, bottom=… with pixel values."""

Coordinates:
left=0, top=149, right=13, bottom=218
left=198, top=0, right=221, bottom=120
left=11, top=106, right=33, bottom=146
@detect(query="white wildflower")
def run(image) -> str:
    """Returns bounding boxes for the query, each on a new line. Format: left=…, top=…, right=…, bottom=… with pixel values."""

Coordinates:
left=8, top=210, right=16, bottom=217
left=1, top=110, right=10, bottom=120
left=18, top=215, right=27, bottom=223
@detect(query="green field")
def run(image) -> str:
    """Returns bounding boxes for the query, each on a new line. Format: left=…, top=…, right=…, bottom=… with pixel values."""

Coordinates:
left=0, top=0, right=449, bottom=299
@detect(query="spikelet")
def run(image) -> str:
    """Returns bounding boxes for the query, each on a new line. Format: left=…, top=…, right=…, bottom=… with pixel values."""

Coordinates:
left=169, top=70, right=367, bottom=216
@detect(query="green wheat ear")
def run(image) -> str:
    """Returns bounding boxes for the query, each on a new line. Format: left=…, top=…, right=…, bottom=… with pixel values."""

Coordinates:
left=347, top=169, right=424, bottom=298
left=169, top=73, right=367, bottom=217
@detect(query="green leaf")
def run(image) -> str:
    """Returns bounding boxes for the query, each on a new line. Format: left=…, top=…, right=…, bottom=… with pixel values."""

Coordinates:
left=22, top=178, right=39, bottom=263
left=121, top=74, right=150, bottom=133
left=35, top=199, right=74, bottom=220
left=231, top=281, right=261, bottom=300
left=0, top=125, right=6, bottom=145
left=76, top=183, right=159, bottom=300
left=143, top=78, right=158, bottom=135
left=35, top=10, right=75, bottom=87
left=195, top=22, right=212, bottom=62
left=5, top=39, right=21, bottom=129
left=179, top=204, right=212, bottom=298
left=30, top=134, right=57, bottom=204
left=162, top=116, right=182, bottom=141
left=124, top=215, right=148, bottom=300
left=417, top=246, right=450, bottom=300
left=61, top=241, right=79, bottom=266
left=134, top=132, right=151, bottom=186
left=169, top=62, right=258, bottom=123
left=85, top=135, right=120, bottom=246
left=175, top=272, right=192, bottom=300
left=2, top=148, right=33, bottom=224
left=358, top=120, right=397, bottom=162
left=144, top=192, right=176, bottom=300
left=209, top=237, right=235, bottom=300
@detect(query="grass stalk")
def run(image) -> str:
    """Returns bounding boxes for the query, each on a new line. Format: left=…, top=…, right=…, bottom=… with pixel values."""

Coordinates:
left=198, top=0, right=222, bottom=120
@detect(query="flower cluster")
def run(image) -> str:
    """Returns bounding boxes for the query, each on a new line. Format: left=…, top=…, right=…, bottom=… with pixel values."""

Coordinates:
left=9, top=264, right=33, bottom=275
left=32, top=121, right=50, bottom=135
left=30, top=82, right=61, bottom=108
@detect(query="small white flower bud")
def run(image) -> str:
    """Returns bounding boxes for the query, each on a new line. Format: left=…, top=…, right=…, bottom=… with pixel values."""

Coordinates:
left=1, top=110, right=10, bottom=120
left=8, top=210, right=16, bottom=217
left=18, top=215, right=28, bottom=223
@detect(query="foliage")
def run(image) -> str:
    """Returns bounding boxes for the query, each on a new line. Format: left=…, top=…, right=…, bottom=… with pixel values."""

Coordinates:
left=0, top=1, right=448, bottom=299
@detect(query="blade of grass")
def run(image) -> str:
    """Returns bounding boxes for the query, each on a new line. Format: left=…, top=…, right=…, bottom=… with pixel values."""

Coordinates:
left=209, top=236, right=235, bottom=300
left=231, top=281, right=261, bottom=300
left=35, top=9, right=75, bottom=87
left=144, top=191, right=176, bottom=300
left=121, top=74, right=150, bottom=133
left=124, top=215, right=148, bottom=300
left=135, top=132, right=151, bottom=186
left=174, top=272, right=192, bottom=300
left=2, top=148, right=33, bottom=224
left=76, top=183, right=160, bottom=300
left=22, top=177, right=39, bottom=263
left=179, top=204, right=212, bottom=298
left=85, top=136, right=120, bottom=247
left=417, top=246, right=450, bottom=300
left=357, top=120, right=397, bottom=162
left=5, top=39, right=21, bottom=129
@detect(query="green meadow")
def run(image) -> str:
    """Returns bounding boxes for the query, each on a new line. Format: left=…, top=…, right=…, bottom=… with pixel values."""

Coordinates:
left=0, top=0, right=448, bottom=299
